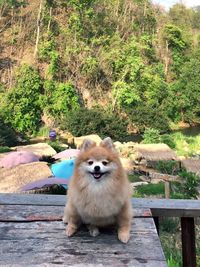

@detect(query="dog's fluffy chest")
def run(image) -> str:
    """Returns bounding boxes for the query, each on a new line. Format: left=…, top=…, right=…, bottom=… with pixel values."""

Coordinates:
left=74, top=181, right=124, bottom=226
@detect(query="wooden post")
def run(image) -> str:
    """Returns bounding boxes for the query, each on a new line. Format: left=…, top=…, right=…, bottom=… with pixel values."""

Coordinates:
left=164, top=181, right=170, bottom=199
left=181, top=217, right=196, bottom=267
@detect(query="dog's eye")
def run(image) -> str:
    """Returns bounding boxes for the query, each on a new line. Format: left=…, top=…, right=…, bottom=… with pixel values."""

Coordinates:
left=88, top=160, right=93, bottom=165
left=102, top=161, right=109, bottom=166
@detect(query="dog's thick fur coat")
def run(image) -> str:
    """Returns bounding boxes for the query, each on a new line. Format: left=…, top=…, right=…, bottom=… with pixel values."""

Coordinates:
left=63, top=137, right=132, bottom=243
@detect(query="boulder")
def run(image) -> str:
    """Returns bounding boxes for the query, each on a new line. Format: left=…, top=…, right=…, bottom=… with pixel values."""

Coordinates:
left=131, top=181, right=148, bottom=188
left=120, top=157, right=134, bottom=172
left=74, top=134, right=102, bottom=148
left=0, top=162, right=52, bottom=193
left=14, top=143, right=57, bottom=157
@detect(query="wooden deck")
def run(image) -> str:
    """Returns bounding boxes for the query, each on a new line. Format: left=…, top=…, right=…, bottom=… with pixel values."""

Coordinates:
left=0, top=194, right=167, bottom=267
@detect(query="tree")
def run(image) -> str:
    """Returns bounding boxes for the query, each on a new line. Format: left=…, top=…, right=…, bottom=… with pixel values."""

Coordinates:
left=1, top=65, right=43, bottom=133
left=169, top=3, right=193, bottom=30
left=167, top=51, right=200, bottom=123
left=162, top=24, right=189, bottom=78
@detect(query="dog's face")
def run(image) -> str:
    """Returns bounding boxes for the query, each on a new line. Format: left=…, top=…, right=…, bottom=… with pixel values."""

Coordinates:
left=75, top=137, right=121, bottom=182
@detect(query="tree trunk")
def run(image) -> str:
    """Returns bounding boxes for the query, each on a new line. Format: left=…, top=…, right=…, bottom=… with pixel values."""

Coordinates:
left=164, top=40, right=169, bottom=77
left=47, top=7, right=52, bottom=31
left=34, top=0, right=43, bottom=58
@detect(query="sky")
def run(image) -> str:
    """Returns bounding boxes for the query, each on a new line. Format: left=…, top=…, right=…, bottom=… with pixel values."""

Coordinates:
left=152, top=0, right=200, bottom=10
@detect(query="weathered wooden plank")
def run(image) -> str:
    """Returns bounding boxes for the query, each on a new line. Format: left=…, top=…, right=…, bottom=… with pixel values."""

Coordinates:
left=0, top=194, right=199, bottom=217
left=0, top=218, right=167, bottom=267
left=133, top=198, right=200, bottom=217
left=0, top=205, right=151, bottom=221
left=1, top=193, right=199, bottom=217
left=0, top=193, right=66, bottom=206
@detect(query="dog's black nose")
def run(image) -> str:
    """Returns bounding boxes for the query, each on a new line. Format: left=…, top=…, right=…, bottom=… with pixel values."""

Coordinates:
left=94, top=166, right=100, bottom=172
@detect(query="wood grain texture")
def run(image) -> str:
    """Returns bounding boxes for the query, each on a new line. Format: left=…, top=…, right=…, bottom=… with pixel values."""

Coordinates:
left=0, top=219, right=167, bottom=267
left=0, top=205, right=151, bottom=221
left=0, top=193, right=167, bottom=266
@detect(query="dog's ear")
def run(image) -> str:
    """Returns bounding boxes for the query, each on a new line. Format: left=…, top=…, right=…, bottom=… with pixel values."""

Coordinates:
left=100, top=137, right=116, bottom=151
left=80, top=139, right=96, bottom=152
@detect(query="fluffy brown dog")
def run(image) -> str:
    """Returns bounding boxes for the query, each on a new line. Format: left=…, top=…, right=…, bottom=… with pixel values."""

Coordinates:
left=63, top=137, right=132, bottom=243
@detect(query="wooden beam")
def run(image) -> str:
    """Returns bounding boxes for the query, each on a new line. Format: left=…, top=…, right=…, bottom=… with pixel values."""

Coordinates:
left=0, top=194, right=200, bottom=217
left=181, top=217, right=196, bottom=267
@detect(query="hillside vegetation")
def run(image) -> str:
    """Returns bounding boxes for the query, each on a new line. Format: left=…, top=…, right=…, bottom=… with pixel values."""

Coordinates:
left=0, top=0, right=200, bottom=138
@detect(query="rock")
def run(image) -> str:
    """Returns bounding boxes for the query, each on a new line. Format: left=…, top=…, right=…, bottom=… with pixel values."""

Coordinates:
left=131, top=181, right=148, bottom=188
left=0, top=162, right=52, bottom=193
left=139, top=175, right=151, bottom=182
left=74, top=134, right=102, bottom=148
left=120, top=157, right=134, bottom=172
left=13, top=143, right=57, bottom=157
left=114, top=141, right=123, bottom=151
left=58, top=130, right=74, bottom=144
left=113, top=141, right=138, bottom=160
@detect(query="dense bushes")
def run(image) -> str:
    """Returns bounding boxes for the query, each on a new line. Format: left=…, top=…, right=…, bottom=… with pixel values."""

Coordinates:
left=61, top=108, right=128, bottom=141
left=43, top=81, right=80, bottom=121
left=0, top=118, right=18, bottom=147
left=1, top=65, right=43, bottom=134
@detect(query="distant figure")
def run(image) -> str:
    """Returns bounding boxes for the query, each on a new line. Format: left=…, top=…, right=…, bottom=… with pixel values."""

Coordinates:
left=49, top=129, right=56, bottom=141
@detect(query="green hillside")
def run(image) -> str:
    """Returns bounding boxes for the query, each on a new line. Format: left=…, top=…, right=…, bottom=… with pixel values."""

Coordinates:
left=0, top=0, right=200, bottom=137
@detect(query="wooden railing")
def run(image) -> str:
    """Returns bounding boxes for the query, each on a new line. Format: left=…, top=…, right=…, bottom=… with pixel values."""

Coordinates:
left=133, top=198, right=200, bottom=267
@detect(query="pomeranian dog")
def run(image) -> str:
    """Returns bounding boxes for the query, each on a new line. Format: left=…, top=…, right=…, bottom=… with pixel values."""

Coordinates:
left=63, top=137, right=132, bottom=243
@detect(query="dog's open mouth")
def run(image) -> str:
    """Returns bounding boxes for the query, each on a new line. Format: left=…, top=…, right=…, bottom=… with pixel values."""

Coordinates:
left=90, top=172, right=107, bottom=180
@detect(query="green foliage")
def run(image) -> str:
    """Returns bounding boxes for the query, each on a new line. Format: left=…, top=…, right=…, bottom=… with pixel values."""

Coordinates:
left=43, top=81, right=80, bottom=120
left=170, top=132, right=200, bottom=157
left=142, top=128, right=161, bottom=143
left=1, top=0, right=200, bottom=137
left=172, top=170, right=199, bottom=199
left=155, top=160, right=179, bottom=175
left=128, top=173, right=141, bottom=183
left=36, top=126, right=51, bottom=138
left=0, top=117, right=18, bottom=146
left=62, top=108, right=128, bottom=141
left=1, top=65, right=42, bottom=134
left=160, top=134, right=176, bottom=149
left=134, top=182, right=165, bottom=197
left=160, top=218, right=179, bottom=234
left=38, top=39, right=56, bottom=60
left=163, top=24, right=188, bottom=52
left=0, top=146, right=12, bottom=153
left=47, top=140, right=66, bottom=153
left=130, top=104, right=170, bottom=132
left=167, top=255, right=181, bottom=267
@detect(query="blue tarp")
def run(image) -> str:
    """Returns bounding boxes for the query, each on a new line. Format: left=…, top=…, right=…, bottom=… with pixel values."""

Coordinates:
left=51, top=159, right=75, bottom=188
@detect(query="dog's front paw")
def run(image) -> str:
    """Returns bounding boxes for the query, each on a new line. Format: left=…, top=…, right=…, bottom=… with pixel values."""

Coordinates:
left=88, top=225, right=100, bottom=237
left=66, top=225, right=77, bottom=237
left=62, top=216, right=68, bottom=224
left=118, top=231, right=130, bottom=244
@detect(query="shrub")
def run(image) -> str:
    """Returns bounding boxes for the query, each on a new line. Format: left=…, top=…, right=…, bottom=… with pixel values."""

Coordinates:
left=160, top=134, right=176, bottom=149
left=155, top=160, right=179, bottom=175
left=160, top=218, right=179, bottom=234
left=62, top=108, right=128, bottom=141
left=142, top=128, right=161, bottom=143
left=1, top=65, right=43, bottom=134
left=43, top=81, right=80, bottom=121
left=0, top=118, right=18, bottom=146
left=171, top=170, right=199, bottom=199
left=130, top=104, right=170, bottom=132
left=47, top=140, right=66, bottom=153
left=0, top=146, right=12, bottom=153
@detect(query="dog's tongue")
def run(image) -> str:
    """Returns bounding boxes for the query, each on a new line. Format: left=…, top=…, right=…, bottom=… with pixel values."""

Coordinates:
left=93, top=173, right=101, bottom=179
